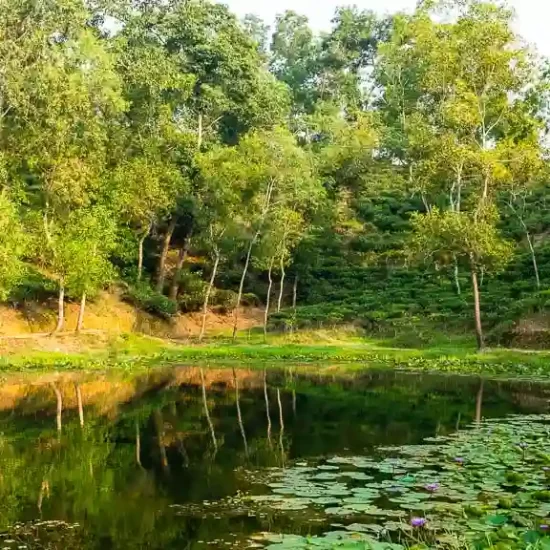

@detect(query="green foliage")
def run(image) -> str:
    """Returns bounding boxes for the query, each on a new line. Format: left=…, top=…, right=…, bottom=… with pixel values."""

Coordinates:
left=231, top=414, right=550, bottom=550
left=411, top=207, right=514, bottom=272
left=176, top=270, right=206, bottom=313
left=0, top=194, right=26, bottom=300
left=0, top=0, right=548, bottom=346
left=124, top=282, right=178, bottom=319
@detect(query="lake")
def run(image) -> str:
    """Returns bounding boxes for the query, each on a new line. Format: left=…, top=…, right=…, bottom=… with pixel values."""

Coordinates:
left=0, top=366, right=549, bottom=549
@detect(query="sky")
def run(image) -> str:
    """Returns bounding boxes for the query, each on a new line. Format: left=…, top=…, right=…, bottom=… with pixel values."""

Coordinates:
left=219, top=0, right=550, bottom=57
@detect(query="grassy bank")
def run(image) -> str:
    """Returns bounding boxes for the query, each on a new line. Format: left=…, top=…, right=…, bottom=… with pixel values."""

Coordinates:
left=1, top=330, right=550, bottom=380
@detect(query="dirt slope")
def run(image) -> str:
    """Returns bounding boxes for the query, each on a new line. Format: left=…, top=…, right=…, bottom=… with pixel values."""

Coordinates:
left=0, top=291, right=263, bottom=339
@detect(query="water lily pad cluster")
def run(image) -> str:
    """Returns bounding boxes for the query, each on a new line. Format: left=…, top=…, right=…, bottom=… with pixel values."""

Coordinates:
left=253, top=531, right=405, bottom=549
left=240, top=415, right=550, bottom=548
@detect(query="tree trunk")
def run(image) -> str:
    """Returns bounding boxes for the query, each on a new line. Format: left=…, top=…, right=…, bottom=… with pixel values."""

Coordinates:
left=75, top=383, right=84, bottom=428
left=233, top=179, right=275, bottom=340
left=453, top=261, right=461, bottom=296
left=38, top=479, right=50, bottom=514
left=277, top=257, right=286, bottom=313
left=135, top=420, right=143, bottom=468
left=471, top=267, right=485, bottom=351
left=153, top=409, right=169, bottom=474
left=509, top=201, right=540, bottom=289
left=200, top=251, right=220, bottom=341
left=264, top=258, right=275, bottom=337
left=137, top=224, right=151, bottom=282
left=177, top=436, right=190, bottom=467
left=277, top=388, right=285, bottom=463
left=421, top=193, right=430, bottom=213
left=232, top=235, right=258, bottom=340
left=292, top=275, right=298, bottom=311
left=527, top=232, right=541, bottom=289
left=76, top=292, right=86, bottom=333
left=156, top=217, right=177, bottom=293
left=138, top=237, right=145, bottom=282
left=482, top=173, right=489, bottom=202
left=169, top=235, right=191, bottom=301
left=52, top=283, right=65, bottom=335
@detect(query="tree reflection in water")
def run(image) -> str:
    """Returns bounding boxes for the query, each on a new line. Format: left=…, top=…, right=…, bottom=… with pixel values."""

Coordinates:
left=0, top=368, right=545, bottom=548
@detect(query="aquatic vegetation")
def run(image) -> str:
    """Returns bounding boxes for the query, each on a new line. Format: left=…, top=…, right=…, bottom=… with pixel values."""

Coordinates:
left=218, top=415, right=550, bottom=548
left=255, top=531, right=406, bottom=549
left=410, top=517, right=427, bottom=528
left=0, top=368, right=548, bottom=548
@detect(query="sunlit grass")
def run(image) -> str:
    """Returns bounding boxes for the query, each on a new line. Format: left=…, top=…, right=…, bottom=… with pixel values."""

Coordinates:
left=1, top=328, right=550, bottom=380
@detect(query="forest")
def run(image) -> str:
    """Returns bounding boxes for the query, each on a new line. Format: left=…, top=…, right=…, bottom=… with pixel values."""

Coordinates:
left=1, top=0, right=550, bottom=352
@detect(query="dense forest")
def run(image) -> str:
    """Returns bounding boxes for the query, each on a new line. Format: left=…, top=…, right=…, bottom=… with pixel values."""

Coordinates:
left=0, top=0, right=549, bottom=350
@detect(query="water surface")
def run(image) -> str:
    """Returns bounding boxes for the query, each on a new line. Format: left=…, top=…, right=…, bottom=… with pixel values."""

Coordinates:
left=0, top=367, right=548, bottom=548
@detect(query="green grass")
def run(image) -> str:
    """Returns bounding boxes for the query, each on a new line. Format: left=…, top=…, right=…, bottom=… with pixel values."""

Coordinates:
left=2, top=330, right=550, bottom=381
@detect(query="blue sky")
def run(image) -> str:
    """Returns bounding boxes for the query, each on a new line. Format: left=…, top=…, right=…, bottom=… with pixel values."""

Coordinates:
left=219, top=0, right=550, bottom=56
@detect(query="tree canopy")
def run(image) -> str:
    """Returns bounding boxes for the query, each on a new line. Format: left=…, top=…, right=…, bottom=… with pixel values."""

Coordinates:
left=0, top=0, right=548, bottom=347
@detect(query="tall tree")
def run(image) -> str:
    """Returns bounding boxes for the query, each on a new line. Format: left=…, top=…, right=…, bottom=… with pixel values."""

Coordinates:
left=0, top=0, right=125, bottom=332
left=112, top=158, right=184, bottom=282
left=376, top=0, right=543, bottom=348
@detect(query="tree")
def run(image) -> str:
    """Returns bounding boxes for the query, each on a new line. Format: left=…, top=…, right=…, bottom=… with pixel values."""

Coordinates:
left=112, top=158, right=183, bottom=282
left=500, top=141, right=545, bottom=289
left=0, top=194, right=26, bottom=301
left=63, top=208, right=118, bottom=333
left=0, top=0, right=125, bottom=332
left=377, top=0, right=543, bottom=348
left=411, top=207, right=513, bottom=350
left=195, top=146, right=242, bottom=340
left=31, top=207, right=117, bottom=333
left=270, top=11, right=321, bottom=116
left=256, top=207, right=305, bottom=335
left=112, top=0, right=289, bottom=294
left=113, top=9, right=195, bottom=289
left=320, top=7, right=389, bottom=110
left=242, top=14, right=270, bottom=57
left=234, top=129, right=318, bottom=339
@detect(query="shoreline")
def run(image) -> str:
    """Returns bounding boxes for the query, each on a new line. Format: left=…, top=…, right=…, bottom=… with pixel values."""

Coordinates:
left=1, top=333, right=550, bottom=381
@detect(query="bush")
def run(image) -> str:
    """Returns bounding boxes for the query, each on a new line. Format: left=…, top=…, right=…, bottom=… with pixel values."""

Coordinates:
left=176, top=270, right=206, bottom=313
left=212, top=289, right=237, bottom=313
left=9, top=267, right=57, bottom=304
left=124, top=282, right=178, bottom=319
left=241, top=292, right=260, bottom=307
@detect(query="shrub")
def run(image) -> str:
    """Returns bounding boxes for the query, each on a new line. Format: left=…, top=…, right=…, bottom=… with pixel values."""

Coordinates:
left=241, top=293, right=260, bottom=307
left=9, top=267, right=56, bottom=304
left=176, top=270, right=206, bottom=313
left=124, top=283, right=178, bottom=319
left=212, top=289, right=237, bottom=313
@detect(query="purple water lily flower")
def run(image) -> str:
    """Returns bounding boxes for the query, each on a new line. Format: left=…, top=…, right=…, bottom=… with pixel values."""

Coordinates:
left=454, top=457, right=465, bottom=464
left=425, top=483, right=440, bottom=492
left=540, top=524, right=549, bottom=531
left=411, top=517, right=427, bottom=528
left=518, top=442, right=529, bottom=449
left=543, top=467, right=550, bottom=472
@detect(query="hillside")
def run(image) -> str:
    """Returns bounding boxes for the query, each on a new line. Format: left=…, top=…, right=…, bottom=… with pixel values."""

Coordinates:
left=0, top=290, right=262, bottom=342
left=0, top=0, right=550, bottom=354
